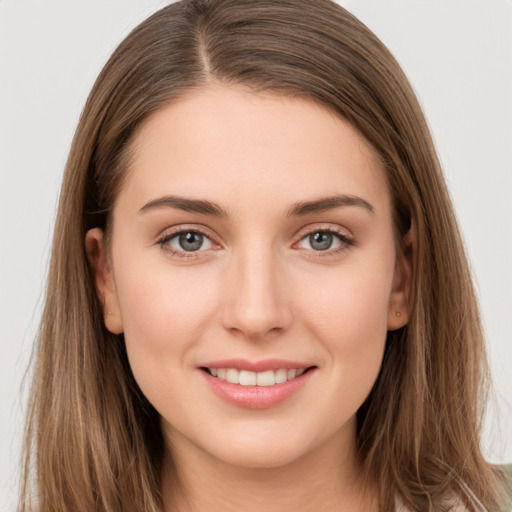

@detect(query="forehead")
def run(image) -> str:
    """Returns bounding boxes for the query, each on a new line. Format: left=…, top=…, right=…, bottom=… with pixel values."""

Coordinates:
left=118, top=84, right=390, bottom=216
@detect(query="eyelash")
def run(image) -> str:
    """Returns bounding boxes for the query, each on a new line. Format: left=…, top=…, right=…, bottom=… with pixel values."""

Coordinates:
left=156, top=226, right=355, bottom=259
left=157, top=227, right=215, bottom=260
left=295, top=227, right=355, bottom=257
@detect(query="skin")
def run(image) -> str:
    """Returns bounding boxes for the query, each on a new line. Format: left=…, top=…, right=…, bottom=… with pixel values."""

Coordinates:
left=87, top=84, right=412, bottom=511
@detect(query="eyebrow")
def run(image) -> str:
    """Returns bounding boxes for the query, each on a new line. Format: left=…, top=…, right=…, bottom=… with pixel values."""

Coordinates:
left=286, top=195, right=374, bottom=217
left=138, top=193, right=374, bottom=217
left=139, top=195, right=229, bottom=217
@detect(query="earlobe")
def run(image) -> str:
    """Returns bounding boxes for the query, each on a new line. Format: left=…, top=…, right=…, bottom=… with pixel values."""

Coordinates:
left=85, top=228, right=124, bottom=334
left=387, top=223, right=415, bottom=331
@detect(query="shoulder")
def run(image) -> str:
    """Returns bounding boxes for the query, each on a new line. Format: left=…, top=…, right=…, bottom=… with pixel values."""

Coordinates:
left=500, top=464, right=512, bottom=511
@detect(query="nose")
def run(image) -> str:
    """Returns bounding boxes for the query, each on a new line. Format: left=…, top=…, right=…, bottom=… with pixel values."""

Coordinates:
left=221, top=247, right=292, bottom=340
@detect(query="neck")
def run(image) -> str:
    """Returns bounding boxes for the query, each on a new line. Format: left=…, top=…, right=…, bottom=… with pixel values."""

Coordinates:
left=161, top=429, right=379, bottom=512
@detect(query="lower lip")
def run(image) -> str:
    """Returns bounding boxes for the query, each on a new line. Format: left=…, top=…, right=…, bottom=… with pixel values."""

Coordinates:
left=201, top=369, right=315, bottom=409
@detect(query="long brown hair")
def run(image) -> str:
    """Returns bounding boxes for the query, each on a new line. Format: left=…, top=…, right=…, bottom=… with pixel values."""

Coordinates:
left=20, top=1, right=506, bottom=510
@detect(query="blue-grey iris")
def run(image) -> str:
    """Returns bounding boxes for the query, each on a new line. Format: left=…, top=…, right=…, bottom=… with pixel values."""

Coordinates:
left=309, top=232, right=333, bottom=251
left=179, top=232, right=203, bottom=251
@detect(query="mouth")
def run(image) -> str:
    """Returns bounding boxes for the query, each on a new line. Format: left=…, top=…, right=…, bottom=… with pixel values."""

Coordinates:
left=199, top=359, right=317, bottom=408
left=201, top=366, right=315, bottom=387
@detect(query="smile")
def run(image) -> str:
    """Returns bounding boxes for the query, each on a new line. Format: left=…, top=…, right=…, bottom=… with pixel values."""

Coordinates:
left=200, top=361, right=316, bottom=409
left=204, top=367, right=306, bottom=386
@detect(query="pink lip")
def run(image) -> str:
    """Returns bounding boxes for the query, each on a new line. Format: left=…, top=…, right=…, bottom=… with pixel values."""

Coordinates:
left=199, top=364, right=316, bottom=410
left=200, top=358, right=312, bottom=372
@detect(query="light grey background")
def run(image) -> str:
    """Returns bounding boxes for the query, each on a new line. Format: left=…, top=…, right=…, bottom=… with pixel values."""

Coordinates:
left=1, top=1, right=511, bottom=510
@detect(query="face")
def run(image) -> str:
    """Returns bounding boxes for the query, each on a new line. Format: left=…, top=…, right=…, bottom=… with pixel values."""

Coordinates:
left=87, top=85, right=411, bottom=470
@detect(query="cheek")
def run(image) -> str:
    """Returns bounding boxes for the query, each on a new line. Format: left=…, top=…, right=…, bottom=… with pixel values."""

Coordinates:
left=295, top=257, right=394, bottom=389
left=299, top=266, right=392, bottom=344
left=299, top=272, right=391, bottom=430
left=113, top=258, right=220, bottom=383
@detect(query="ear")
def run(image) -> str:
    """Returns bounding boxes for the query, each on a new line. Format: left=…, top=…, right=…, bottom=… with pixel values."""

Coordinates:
left=387, top=223, right=415, bottom=331
left=85, top=228, right=124, bottom=334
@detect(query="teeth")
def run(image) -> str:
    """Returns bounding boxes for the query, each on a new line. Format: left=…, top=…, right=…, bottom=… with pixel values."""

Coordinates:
left=256, top=370, right=275, bottom=386
left=275, top=368, right=287, bottom=384
left=239, top=370, right=257, bottom=386
left=226, top=368, right=240, bottom=384
left=208, top=367, right=308, bottom=386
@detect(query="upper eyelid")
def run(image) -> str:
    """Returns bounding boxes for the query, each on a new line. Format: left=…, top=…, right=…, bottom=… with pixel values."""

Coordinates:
left=157, top=225, right=218, bottom=242
left=293, top=223, right=352, bottom=239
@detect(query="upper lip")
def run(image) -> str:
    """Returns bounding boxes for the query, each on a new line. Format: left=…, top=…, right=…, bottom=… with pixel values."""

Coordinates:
left=199, top=358, right=314, bottom=372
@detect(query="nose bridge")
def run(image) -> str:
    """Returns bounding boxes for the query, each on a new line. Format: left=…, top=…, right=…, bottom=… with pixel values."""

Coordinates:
left=222, top=240, right=290, bottom=338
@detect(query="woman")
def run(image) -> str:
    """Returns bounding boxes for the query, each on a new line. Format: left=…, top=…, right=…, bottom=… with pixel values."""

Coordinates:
left=19, top=0, right=511, bottom=511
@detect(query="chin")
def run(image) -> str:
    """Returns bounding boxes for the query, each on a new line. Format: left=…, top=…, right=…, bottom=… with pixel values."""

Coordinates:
left=215, top=442, right=309, bottom=469
left=188, top=421, right=342, bottom=471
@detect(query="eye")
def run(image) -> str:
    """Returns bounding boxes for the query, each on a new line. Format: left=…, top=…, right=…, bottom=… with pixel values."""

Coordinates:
left=296, top=229, right=353, bottom=252
left=160, top=230, right=214, bottom=253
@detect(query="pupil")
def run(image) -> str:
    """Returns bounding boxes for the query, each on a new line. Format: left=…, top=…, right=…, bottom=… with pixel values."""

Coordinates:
left=179, top=232, right=203, bottom=251
left=310, top=232, right=332, bottom=251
